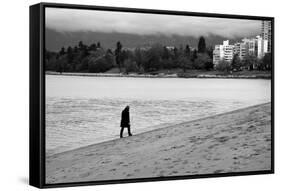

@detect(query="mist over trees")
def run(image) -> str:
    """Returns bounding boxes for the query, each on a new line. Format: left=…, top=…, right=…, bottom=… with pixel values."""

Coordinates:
left=45, top=36, right=271, bottom=74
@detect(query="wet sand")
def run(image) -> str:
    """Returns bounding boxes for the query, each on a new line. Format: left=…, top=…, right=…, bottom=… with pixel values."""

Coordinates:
left=46, top=103, right=271, bottom=184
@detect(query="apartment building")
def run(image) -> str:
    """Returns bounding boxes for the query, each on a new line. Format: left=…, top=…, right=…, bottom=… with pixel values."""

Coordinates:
left=261, top=20, right=272, bottom=52
left=234, top=42, right=247, bottom=60
left=213, top=40, right=234, bottom=65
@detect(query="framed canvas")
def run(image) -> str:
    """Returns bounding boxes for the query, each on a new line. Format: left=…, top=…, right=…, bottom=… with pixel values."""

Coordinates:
left=30, top=2, right=274, bottom=188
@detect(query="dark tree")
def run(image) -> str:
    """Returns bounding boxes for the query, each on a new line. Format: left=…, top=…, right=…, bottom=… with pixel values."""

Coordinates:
left=88, top=56, right=113, bottom=73
left=243, top=54, right=257, bottom=70
left=66, top=46, right=74, bottom=66
left=198, top=36, right=206, bottom=53
left=45, top=50, right=58, bottom=71
left=66, top=46, right=72, bottom=54
left=191, top=49, right=198, bottom=62
left=173, top=47, right=178, bottom=59
left=73, top=46, right=78, bottom=53
left=185, top=44, right=191, bottom=58
left=97, top=42, right=101, bottom=48
left=76, top=57, right=89, bottom=72
left=78, top=41, right=84, bottom=50
left=115, top=41, right=123, bottom=72
left=193, top=53, right=212, bottom=69
left=179, top=45, right=184, bottom=55
left=162, top=46, right=170, bottom=60
left=216, top=60, right=231, bottom=72
left=261, top=53, right=272, bottom=70
left=59, top=47, right=65, bottom=55
left=120, top=50, right=129, bottom=65
left=178, top=55, right=192, bottom=72
left=124, top=59, right=138, bottom=74
left=57, top=64, right=63, bottom=74
left=106, top=49, right=113, bottom=55
left=231, top=54, right=242, bottom=71
left=89, top=43, right=97, bottom=51
left=104, top=50, right=115, bottom=69
left=134, top=48, right=143, bottom=69
left=81, top=47, right=89, bottom=58
left=45, top=48, right=51, bottom=60
left=204, top=61, right=214, bottom=70
left=144, top=44, right=163, bottom=72
left=206, top=46, right=213, bottom=59
left=56, top=55, right=67, bottom=73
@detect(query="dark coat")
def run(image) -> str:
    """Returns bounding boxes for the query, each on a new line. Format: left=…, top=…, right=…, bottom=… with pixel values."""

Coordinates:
left=120, top=108, right=130, bottom=127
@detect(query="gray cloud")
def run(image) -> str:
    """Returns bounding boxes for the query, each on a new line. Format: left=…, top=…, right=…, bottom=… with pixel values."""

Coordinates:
left=46, top=7, right=261, bottom=38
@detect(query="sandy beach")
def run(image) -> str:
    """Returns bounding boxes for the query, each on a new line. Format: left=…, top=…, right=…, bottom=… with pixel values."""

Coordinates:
left=46, top=103, right=271, bottom=184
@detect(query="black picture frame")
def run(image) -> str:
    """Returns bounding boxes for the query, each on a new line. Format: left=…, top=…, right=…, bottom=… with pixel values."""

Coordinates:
left=30, top=2, right=274, bottom=188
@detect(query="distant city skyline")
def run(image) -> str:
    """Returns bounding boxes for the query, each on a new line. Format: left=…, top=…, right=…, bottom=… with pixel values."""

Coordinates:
left=46, top=8, right=262, bottom=39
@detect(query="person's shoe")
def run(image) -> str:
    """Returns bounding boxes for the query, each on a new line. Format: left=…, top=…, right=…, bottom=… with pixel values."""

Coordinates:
left=129, top=134, right=133, bottom=136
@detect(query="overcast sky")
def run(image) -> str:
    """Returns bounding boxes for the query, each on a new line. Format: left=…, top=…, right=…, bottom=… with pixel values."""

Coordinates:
left=46, top=7, right=262, bottom=38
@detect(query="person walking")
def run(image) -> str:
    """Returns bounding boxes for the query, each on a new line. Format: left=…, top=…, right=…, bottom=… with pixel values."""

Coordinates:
left=120, top=106, right=133, bottom=138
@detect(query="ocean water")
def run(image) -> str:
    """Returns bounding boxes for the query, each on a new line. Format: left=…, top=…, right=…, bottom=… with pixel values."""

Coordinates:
left=46, top=75, right=271, bottom=156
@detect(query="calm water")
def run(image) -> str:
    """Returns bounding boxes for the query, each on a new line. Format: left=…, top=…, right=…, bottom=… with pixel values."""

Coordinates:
left=46, top=75, right=271, bottom=156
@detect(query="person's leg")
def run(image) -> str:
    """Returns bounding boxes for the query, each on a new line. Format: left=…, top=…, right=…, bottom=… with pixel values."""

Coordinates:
left=120, top=127, right=124, bottom=138
left=127, top=126, right=132, bottom=136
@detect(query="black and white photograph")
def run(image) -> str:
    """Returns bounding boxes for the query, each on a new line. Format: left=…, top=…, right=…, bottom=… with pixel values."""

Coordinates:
left=44, top=6, right=272, bottom=185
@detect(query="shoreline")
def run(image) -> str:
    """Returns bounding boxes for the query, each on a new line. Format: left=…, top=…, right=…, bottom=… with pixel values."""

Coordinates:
left=46, top=103, right=271, bottom=183
left=45, top=71, right=271, bottom=79
left=47, top=102, right=270, bottom=158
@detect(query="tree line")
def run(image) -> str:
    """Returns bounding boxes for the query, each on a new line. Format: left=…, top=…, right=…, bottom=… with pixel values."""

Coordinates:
left=45, top=36, right=271, bottom=74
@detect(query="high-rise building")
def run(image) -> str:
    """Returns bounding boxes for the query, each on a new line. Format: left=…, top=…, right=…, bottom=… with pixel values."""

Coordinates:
left=213, top=40, right=234, bottom=65
left=255, top=35, right=268, bottom=58
left=241, top=38, right=256, bottom=55
left=261, top=20, right=271, bottom=52
left=223, top=40, right=234, bottom=62
left=234, top=42, right=247, bottom=60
